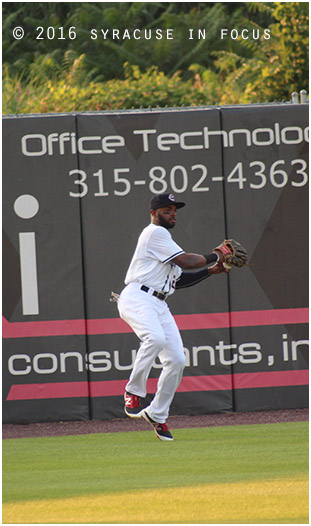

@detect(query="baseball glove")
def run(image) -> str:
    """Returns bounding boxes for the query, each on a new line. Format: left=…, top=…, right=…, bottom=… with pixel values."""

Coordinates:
left=213, top=239, right=248, bottom=270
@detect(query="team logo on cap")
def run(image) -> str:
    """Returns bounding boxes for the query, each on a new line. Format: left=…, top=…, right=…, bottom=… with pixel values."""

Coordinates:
left=168, top=194, right=176, bottom=202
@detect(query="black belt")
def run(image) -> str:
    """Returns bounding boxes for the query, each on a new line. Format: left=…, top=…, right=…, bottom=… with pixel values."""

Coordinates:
left=140, top=285, right=167, bottom=301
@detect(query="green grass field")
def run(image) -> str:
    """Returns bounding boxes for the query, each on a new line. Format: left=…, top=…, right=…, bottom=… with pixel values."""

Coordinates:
left=2, top=422, right=309, bottom=524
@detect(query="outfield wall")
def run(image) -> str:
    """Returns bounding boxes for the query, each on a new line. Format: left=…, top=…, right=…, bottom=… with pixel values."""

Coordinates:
left=3, top=104, right=309, bottom=424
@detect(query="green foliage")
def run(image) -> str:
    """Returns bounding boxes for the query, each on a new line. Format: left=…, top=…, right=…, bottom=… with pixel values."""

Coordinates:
left=204, top=1, right=309, bottom=104
left=3, top=3, right=259, bottom=82
left=2, top=61, right=210, bottom=114
left=2, top=2, right=309, bottom=113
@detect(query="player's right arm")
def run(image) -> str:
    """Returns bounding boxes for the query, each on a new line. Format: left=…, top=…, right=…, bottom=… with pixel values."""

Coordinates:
left=174, top=252, right=225, bottom=290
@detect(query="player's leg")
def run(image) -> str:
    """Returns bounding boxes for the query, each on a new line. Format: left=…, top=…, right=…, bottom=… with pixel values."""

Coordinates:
left=144, top=309, right=186, bottom=423
left=125, top=315, right=166, bottom=398
left=118, top=292, right=166, bottom=399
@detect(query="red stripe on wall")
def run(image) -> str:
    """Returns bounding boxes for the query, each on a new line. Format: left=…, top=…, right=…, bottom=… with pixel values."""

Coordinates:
left=177, top=374, right=233, bottom=392
left=6, top=370, right=309, bottom=401
left=2, top=316, right=131, bottom=338
left=6, top=381, right=90, bottom=400
left=232, top=369, right=309, bottom=389
left=2, top=308, right=309, bottom=338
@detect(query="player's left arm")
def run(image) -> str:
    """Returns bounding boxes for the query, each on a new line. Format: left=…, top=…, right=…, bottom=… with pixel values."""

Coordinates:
left=173, top=239, right=248, bottom=274
left=173, top=252, right=209, bottom=269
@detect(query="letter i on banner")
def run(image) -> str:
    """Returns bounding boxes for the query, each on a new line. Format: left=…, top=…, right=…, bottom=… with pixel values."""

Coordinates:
left=14, top=195, right=40, bottom=315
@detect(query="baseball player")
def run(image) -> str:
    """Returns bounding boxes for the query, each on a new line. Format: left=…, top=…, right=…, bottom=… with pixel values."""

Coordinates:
left=117, top=193, right=247, bottom=441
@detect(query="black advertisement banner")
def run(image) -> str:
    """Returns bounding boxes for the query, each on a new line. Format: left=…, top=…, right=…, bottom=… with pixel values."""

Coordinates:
left=3, top=104, right=308, bottom=424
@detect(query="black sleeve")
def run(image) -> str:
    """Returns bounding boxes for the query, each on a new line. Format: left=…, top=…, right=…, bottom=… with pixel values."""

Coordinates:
left=175, top=252, right=218, bottom=289
left=175, top=268, right=211, bottom=289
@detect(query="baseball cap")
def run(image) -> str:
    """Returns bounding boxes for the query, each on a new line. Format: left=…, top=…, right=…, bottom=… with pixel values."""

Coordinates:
left=150, top=193, right=185, bottom=210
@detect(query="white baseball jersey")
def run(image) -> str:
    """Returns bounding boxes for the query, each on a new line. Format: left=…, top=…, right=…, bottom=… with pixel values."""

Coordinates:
left=124, top=224, right=184, bottom=295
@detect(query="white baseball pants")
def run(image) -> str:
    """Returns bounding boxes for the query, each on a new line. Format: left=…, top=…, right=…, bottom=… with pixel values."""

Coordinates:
left=118, top=282, right=186, bottom=423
